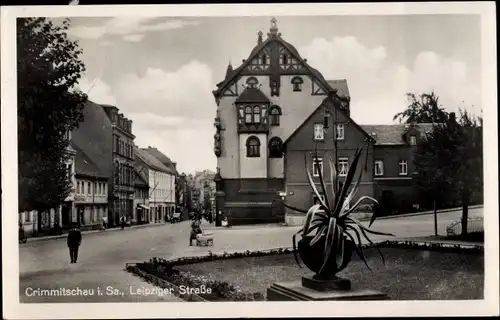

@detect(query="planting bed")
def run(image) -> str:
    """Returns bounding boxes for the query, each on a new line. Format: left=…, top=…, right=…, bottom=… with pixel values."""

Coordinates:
left=132, top=244, right=483, bottom=301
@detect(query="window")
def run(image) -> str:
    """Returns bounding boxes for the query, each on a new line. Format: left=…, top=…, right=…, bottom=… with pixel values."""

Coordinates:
left=25, top=211, right=31, bottom=222
left=399, top=160, right=408, bottom=175
left=313, top=193, right=325, bottom=205
left=338, top=158, right=349, bottom=176
left=246, top=77, right=258, bottom=89
left=269, top=137, right=283, bottom=158
left=336, top=124, right=345, bottom=140
left=67, top=164, right=72, bottom=180
left=312, top=157, right=323, bottom=177
left=269, top=105, right=281, bottom=126
left=282, top=54, right=288, bottom=65
left=114, top=136, right=119, bottom=153
left=245, top=106, right=253, bottom=124
left=76, top=181, right=80, bottom=194
left=253, top=106, right=261, bottom=123
left=246, top=136, right=260, bottom=157
left=374, top=160, right=384, bottom=176
left=88, top=182, right=91, bottom=195
left=409, top=135, right=417, bottom=146
left=291, top=77, right=303, bottom=92
left=314, top=123, right=324, bottom=140
left=261, top=54, right=268, bottom=65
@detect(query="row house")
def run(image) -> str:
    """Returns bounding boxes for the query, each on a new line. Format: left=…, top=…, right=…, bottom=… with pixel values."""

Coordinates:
left=135, top=147, right=176, bottom=222
left=134, top=168, right=150, bottom=224
left=73, top=100, right=114, bottom=225
left=73, top=142, right=110, bottom=228
left=102, top=105, right=136, bottom=227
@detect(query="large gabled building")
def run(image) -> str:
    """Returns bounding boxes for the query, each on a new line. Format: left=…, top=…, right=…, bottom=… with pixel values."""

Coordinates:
left=212, top=18, right=351, bottom=225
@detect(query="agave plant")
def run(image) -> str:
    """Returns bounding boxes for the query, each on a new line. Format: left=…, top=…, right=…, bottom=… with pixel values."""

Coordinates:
left=286, top=145, right=394, bottom=278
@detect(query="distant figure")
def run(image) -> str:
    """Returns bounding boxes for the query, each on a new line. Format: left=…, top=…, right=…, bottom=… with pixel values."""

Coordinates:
left=19, top=221, right=27, bottom=243
left=189, top=217, right=202, bottom=246
left=67, top=224, right=82, bottom=263
left=101, top=216, right=108, bottom=230
left=120, top=216, right=126, bottom=229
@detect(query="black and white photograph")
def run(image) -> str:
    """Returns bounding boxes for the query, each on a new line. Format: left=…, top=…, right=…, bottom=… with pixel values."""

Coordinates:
left=1, top=2, right=498, bottom=319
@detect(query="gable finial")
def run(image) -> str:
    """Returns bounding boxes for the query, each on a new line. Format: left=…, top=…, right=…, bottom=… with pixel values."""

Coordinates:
left=257, top=30, right=263, bottom=44
left=270, top=17, right=278, bottom=35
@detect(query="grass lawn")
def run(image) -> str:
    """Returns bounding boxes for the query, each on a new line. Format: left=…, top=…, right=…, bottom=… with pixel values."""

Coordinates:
left=176, top=247, right=483, bottom=300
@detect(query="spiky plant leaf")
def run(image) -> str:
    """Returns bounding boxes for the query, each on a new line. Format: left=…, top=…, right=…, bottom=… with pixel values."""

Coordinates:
left=318, top=217, right=337, bottom=274
left=312, top=150, right=332, bottom=212
left=344, top=227, right=373, bottom=272
left=344, top=230, right=372, bottom=272
left=302, top=204, right=322, bottom=236
left=328, top=156, right=338, bottom=204
left=340, top=196, right=379, bottom=219
left=309, top=225, right=327, bottom=246
left=305, top=156, right=330, bottom=212
left=345, top=217, right=395, bottom=237
left=340, top=165, right=364, bottom=214
left=292, top=232, right=302, bottom=268
left=333, top=147, right=364, bottom=217
left=335, top=224, right=345, bottom=269
left=357, top=223, right=386, bottom=265
left=283, top=203, right=309, bottom=214
left=304, top=222, right=324, bottom=236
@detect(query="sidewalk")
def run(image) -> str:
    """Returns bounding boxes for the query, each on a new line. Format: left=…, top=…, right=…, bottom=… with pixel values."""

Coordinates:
left=355, top=204, right=483, bottom=221
left=24, top=222, right=167, bottom=242
left=392, top=235, right=484, bottom=247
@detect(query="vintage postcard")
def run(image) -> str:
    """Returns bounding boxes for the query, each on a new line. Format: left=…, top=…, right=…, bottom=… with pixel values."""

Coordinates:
left=1, top=2, right=498, bottom=319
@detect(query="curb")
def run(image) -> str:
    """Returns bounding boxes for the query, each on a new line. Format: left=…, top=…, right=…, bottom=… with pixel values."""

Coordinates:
left=24, top=222, right=168, bottom=243
left=357, top=204, right=483, bottom=222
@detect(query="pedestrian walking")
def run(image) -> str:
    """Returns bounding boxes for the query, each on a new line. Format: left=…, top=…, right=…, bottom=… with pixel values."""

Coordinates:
left=67, top=224, right=82, bottom=264
left=120, top=215, right=126, bottom=229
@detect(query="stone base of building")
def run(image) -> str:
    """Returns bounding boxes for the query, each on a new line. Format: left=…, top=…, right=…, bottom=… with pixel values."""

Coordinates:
left=267, top=280, right=388, bottom=301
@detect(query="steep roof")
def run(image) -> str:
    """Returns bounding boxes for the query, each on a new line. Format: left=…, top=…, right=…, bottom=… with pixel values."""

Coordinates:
left=135, top=147, right=172, bottom=174
left=213, top=26, right=335, bottom=99
left=327, top=79, right=350, bottom=98
left=284, top=90, right=372, bottom=146
left=361, top=123, right=435, bottom=145
left=73, top=141, right=109, bottom=179
left=235, top=87, right=270, bottom=103
left=143, top=147, right=178, bottom=175
left=71, top=100, right=113, bottom=177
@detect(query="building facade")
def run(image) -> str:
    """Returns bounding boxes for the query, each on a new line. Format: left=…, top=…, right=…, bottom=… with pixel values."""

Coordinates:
left=283, top=91, right=375, bottom=225
left=73, top=142, right=109, bottom=228
left=134, top=168, right=150, bottom=224
left=135, top=147, right=176, bottom=222
left=212, top=18, right=347, bottom=224
left=102, top=106, right=136, bottom=227
left=72, top=100, right=114, bottom=224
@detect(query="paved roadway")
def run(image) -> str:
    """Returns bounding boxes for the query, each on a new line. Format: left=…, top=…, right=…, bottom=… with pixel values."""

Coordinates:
left=18, top=207, right=482, bottom=303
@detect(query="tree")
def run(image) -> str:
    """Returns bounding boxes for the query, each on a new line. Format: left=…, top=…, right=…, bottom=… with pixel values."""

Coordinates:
left=394, top=92, right=449, bottom=124
left=17, top=18, right=87, bottom=223
left=414, top=110, right=483, bottom=236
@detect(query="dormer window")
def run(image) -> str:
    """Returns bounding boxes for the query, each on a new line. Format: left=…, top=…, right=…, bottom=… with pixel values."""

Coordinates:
left=269, top=105, right=281, bottom=126
left=291, top=76, right=303, bottom=92
left=246, top=136, right=260, bottom=157
left=409, top=135, right=417, bottom=146
left=246, top=77, right=258, bottom=89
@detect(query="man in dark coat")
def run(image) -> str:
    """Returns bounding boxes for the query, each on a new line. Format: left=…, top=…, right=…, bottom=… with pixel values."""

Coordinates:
left=67, top=224, right=82, bottom=263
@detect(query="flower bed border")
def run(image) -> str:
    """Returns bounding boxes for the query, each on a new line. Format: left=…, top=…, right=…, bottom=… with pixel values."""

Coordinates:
left=125, top=240, right=483, bottom=302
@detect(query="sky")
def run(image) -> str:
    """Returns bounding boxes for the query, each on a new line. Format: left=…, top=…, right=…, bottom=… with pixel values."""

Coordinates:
left=61, top=15, right=482, bottom=175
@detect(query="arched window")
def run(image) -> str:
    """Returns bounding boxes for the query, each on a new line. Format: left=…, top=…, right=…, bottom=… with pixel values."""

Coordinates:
left=269, top=137, right=283, bottom=158
left=246, top=77, right=258, bottom=89
left=291, top=76, right=304, bottom=92
left=269, top=105, right=282, bottom=126
left=253, top=106, right=261, bottom=123
left=245, top=106, right=253, bottom=124
left=246, top=136, right=260, bottom=157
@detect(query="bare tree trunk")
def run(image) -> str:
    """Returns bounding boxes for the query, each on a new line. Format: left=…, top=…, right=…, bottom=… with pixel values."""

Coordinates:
left=433, top=199, right=438, bottom=236
left=461, top=189, right=469, bottom=236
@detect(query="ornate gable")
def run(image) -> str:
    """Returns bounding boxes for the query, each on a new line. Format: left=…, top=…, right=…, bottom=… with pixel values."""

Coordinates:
left=213, top=17, right=336, bottom=101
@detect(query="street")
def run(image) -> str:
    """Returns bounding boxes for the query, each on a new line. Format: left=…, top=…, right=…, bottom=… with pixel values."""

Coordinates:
left=19, top=207, right=483, bottom=303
